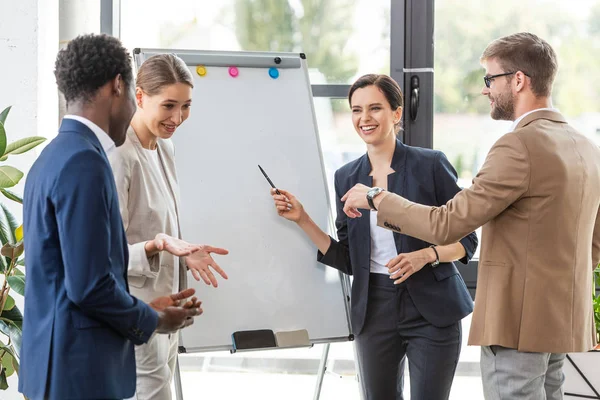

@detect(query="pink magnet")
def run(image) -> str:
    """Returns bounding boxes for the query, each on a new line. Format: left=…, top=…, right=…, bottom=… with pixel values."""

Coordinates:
left=228, top=66, right=239, bottom=77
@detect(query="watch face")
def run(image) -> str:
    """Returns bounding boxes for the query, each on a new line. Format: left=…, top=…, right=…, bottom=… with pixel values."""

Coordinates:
left=368, top=187, right=383, bottom=198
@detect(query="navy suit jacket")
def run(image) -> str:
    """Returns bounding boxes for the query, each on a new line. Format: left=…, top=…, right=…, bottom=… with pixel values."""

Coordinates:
left=20, top=119, right=158, bottom=400
left=319, top=139, right=476, bottom=334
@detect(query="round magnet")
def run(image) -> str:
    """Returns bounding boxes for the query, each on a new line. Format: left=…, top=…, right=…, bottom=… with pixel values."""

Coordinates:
left=196, top=65, right=207, bottom=76
left=268, top=67, right=279, bottom=79
left=228, top=66, right=239, bottom=78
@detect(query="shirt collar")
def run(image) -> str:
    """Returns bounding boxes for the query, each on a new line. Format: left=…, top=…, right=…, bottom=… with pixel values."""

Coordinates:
left=63, top=115, right=116, bottom=154
left=510, top=108, right=559, bottom=131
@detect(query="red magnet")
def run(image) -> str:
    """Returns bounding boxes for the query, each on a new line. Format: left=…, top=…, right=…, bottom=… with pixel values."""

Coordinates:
left=229, top=67, right=239, bottom=77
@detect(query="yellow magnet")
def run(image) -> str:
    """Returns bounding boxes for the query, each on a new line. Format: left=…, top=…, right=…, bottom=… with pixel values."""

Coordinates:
left=196, top=66, right=207, bottom=76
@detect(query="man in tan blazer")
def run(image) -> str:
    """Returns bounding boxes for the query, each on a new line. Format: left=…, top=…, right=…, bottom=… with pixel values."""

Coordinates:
left=341, top=32, right=600, bottom=400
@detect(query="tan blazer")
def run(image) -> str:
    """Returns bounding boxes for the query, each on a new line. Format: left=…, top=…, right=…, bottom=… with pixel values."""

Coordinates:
left=377, top=110, right=600, bottom=353
left=108, top=128, right=187, bottom=304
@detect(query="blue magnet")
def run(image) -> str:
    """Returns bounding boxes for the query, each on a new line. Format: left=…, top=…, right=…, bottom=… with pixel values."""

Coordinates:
left=269, top=67, right=279, bottom=79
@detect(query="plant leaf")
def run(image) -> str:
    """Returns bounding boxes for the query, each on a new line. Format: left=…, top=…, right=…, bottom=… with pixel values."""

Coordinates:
left=0, top=244, right=14, bottom=258
left=0, top=189, right=22, bottom=204
left=13, top=267, right=24, bottom=276
left=15, top=259, right=24, bottom=267
left=0, top=107, right=10, bottom=126
left=0, top=367, right=7, bottom=390
left=10, top=352, right=18, bottom=375
left=0, top=307, right=23, bottom=356
left=0, top=136, right=46, bottom=162
left=1, top=242, right=23, bottom=260
left=1, top=350, right=15, bottom=377
left=2, top=295, right=14, bottom=311
left=6, top=276, right=25, bottom=296
left=0, top=122, right=6, bottom=159
left=0, top=207, right=10, bottom=247
left=0, top=166, right=23, bottom=189
left=14, top=225, right=22, bottom=242
left=1, top=204, right=19, bottom=244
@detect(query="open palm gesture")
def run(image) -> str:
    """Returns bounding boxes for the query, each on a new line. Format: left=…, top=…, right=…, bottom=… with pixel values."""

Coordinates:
left=185, top=245, right=229, bottom=287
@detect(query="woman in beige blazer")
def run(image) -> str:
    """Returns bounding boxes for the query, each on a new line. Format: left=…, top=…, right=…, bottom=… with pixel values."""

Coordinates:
left=109, top=54, right=228, bottom=400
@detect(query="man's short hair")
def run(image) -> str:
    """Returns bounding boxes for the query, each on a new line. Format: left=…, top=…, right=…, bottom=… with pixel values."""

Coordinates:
left=481, top=32, right=558, bottom=98
left=54, top=34, right=133, bottom=104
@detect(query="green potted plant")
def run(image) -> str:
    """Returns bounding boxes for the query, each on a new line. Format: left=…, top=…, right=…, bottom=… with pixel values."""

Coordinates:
left=563, top=264, right=600, bottom=397
left=0, top=105, right=46, bottom=392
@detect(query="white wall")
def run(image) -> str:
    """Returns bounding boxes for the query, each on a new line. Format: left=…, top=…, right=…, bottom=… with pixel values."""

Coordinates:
left=0, top=0, right=59, bottom=221
left=0, top=0, right=59, bottom=398
left=1, top=0, right=104, bottom=396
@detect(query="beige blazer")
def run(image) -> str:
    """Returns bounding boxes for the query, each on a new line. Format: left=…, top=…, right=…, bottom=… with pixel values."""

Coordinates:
left=108, top=128, right=187, bottom=304
left=376, top=110, right=600, bottom=353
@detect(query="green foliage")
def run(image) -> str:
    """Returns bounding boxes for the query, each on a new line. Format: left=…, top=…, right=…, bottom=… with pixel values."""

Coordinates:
left=0, top=106, right=46, bottom=392
left=434, top=0, right=600, bottom=116
left=232, top=0, right=359, bottom=84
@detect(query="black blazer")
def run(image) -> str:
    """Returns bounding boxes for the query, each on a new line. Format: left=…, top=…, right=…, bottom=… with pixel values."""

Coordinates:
left=318, top=139, right=477, bottom=335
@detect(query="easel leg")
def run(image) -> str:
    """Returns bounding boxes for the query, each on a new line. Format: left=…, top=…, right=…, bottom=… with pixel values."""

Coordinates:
left=174, top=355, right=184, bottom=400
left=313, top=343, right=330, bottom=400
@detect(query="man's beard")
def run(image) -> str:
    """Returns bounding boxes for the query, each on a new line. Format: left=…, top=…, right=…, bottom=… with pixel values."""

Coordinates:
left=490, top=90, right=515, bottom=121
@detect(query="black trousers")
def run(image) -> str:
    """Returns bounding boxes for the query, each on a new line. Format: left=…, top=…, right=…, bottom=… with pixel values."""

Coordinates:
left=355, top=273, right=462, bottom=400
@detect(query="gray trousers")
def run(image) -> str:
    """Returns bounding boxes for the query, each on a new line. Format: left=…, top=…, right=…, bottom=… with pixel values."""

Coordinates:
left=480, top=345, right=566, bottom=400
left=355, top=273, right=462, bottom=400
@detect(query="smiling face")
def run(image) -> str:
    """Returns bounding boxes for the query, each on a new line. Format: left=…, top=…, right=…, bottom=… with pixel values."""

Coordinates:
left=136, top=82, right=193, bottom=139
left=350, top=85, right=402, bottom=146
left=482, top=58, right=516, bottom=121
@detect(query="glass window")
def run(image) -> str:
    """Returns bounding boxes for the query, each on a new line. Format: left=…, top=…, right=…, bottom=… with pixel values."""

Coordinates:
left=120, top=0, right=390, bottom=84
left=434, top=2, right=600, bottom=399
left=434, top=0, right=600, bottom=260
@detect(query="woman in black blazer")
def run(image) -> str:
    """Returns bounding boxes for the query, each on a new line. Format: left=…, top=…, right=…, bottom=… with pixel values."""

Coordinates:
left=271, top=74, right=477, bottom=400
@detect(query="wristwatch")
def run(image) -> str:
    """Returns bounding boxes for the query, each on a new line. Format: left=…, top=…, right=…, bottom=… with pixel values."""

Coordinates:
left=429, top=245, right=440, bottom=268
left=366, top=187, right=385, bottom=210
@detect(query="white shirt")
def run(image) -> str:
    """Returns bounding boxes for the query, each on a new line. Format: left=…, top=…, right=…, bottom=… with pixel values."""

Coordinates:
left=510, top=108, right=559, bottom=132
left=369, top=210, right=397, bottom=275
left=143, top=147, right=181, bottom=293
left=63, top=115, right=115, bottom=155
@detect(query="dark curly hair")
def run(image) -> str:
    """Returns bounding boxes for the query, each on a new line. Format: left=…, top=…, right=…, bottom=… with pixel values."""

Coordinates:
left=55, top=34, right=133, bottom=104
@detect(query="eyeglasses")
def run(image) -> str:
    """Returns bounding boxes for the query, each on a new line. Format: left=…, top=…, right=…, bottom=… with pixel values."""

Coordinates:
left=483, top=71, right=530, bottom=88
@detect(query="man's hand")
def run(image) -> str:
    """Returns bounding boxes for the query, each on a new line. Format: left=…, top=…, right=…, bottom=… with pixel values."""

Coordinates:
left=151, top=288, right=203, bottom=334
left=185, top=245, right=229, bottom=287
left=149, top=288, right=197, bottom=311
left=341, top=184, right=390, bottom=218
left=155, top=306, right=202, bottom=334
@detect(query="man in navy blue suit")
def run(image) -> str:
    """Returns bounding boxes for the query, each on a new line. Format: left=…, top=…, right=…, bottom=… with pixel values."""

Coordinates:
left=20, top=34, right=202, bottom=400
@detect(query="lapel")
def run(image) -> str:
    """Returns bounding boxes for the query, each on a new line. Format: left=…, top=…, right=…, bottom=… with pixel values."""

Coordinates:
left=128, top=128, right=182, bottom=230
left=356, top=155, right=372, bottom=265
left=389, top=140, right=407, bottom=251
left=353, top=138, right=408, bottom=263
left=156, top=140, right=181, bottom=216
left=59, top=118, right=129, bottom=284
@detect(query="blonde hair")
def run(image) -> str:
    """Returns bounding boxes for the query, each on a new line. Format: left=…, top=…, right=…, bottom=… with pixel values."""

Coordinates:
left=136, top=53, right=193, bottom=95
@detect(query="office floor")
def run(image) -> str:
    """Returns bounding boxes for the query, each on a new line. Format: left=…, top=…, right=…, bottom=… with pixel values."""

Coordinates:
left=173, top=316, right=485, bottom=399
left=174, top=370, right=485, bottom=399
